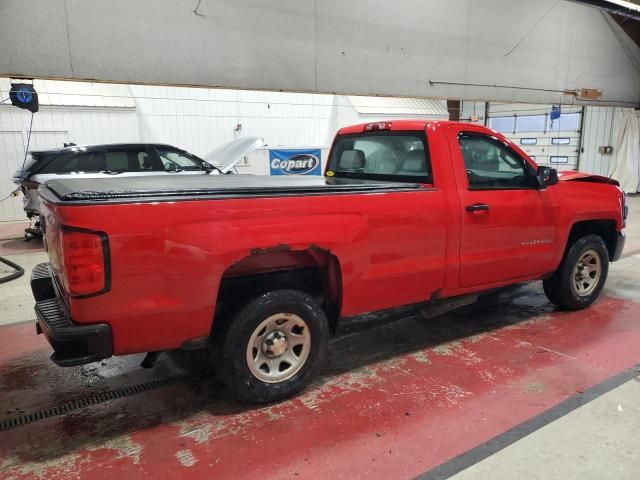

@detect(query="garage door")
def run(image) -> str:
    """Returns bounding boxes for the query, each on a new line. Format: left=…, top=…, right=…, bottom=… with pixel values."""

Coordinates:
left=487, top=105, right=582, bottom=170
left=0, top=129, right=69, bottom=222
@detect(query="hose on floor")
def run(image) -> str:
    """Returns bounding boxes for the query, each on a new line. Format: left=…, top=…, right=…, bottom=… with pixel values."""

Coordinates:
left=0, top=256, right=24, bottom=283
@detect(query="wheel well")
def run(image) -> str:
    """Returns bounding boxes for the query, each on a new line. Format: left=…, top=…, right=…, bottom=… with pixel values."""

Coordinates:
left=566, top=220, right=617, bottom=260
left=213, top=249, right=342, bottom=335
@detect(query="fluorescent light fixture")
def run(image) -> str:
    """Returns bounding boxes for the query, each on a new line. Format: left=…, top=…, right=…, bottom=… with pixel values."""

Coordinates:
left=602, top=0, right=640, bottom=12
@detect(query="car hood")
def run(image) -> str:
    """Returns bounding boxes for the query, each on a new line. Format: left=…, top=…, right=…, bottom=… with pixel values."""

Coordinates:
left=203, top=137, right=264, bottom=174
left=557, top=171, right=619, bottom=186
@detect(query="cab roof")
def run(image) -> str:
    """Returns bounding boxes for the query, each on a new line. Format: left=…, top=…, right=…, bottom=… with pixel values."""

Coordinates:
left=336, top=120, right=478, bottom=135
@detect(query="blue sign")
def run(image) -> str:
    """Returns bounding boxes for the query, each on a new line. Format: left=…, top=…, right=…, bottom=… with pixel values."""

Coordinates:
left=550, top=105, right=561, bottom=121
left=269, top=149, right=322, bottom=176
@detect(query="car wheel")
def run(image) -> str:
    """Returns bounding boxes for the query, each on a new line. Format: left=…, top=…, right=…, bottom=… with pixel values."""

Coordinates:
left=543, top=234, right=609, bottom=311
left=212, top=289, right=329, bottom=403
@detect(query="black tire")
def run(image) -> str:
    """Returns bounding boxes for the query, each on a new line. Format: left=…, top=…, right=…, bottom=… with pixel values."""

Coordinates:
left=212, top=289, right=329, bottom=404
left=543, top=234, right=609, bottom=311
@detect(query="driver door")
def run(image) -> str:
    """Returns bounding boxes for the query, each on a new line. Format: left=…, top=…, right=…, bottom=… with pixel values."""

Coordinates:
left=449, top=128, right=558, bottom=288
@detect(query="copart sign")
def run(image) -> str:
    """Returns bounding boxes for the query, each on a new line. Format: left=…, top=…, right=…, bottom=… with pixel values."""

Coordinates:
left=269, top=149, right=321, bottom=176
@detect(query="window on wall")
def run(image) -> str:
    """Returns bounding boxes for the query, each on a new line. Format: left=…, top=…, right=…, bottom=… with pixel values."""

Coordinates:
left=550, top=156, right=569, bottom=164
left=551, top=137, right=571, bottom=145
left=515, top=115, right=546, bottom=132
left=489, top=117, right=515, bottom=133
left=520, top=138, right=538, bottom=145
left=548, top=113, right=580, bottom=131
left=458, top=132, right=535, bottom=189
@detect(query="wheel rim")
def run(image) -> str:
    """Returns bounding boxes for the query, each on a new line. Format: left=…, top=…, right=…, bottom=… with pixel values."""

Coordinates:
left=245, top=313, right=311, bottom=383
left=572, top=249, right=602, bottom=297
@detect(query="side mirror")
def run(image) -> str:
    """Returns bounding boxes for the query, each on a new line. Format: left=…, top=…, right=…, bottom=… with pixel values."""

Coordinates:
left=201, top=161, right=214, bottom=173
left=536, top=166, right=558, bottom=187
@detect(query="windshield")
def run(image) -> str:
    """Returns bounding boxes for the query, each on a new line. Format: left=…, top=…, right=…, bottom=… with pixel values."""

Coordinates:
left=327, top=131, right=431, bottom=183
left=155, top=147, right=206, bottom=170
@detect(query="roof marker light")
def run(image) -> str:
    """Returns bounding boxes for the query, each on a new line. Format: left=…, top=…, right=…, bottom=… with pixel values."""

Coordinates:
left=364, top=122, right=391, bottom=131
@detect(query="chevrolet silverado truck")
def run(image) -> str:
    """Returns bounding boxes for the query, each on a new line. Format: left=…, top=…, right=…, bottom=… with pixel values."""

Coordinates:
left=31, top=120, right=627, bottom=403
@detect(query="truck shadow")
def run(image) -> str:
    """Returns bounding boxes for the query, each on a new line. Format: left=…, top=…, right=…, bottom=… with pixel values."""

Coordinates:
left=0, top=283, right=563, bottom=467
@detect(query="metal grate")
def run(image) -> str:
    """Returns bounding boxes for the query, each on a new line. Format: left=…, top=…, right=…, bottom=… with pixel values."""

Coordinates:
left=0, top=372, right=191, bottom=432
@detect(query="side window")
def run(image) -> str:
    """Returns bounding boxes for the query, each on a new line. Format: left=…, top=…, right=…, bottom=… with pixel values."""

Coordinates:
left=105, top=148, right=159, bottom=171
left=104, top=151, right=129, bottom=171
left=458, top=133, right=532, bottom=189
left=137, top=151, right=150, bottom=169
left=39, top=152, right=101, bottom=174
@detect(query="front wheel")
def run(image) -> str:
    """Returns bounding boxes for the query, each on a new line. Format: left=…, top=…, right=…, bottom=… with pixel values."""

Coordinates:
left=212, top=289, right=329, bottom=403
left=543, top=234, right=609, bottom=310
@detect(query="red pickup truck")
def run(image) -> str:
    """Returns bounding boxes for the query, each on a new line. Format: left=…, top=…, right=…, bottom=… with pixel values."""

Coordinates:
left=32, top=120, right=627, bottom=403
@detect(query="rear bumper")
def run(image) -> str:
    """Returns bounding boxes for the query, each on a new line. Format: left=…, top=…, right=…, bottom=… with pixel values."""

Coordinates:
left=31, top=263, right=112, bottom=367
left=611, top=231, right=626, bottom=262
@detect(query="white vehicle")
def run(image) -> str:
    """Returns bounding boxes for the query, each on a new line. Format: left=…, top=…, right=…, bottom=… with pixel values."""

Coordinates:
left=13, top=137, right=264, bottom=223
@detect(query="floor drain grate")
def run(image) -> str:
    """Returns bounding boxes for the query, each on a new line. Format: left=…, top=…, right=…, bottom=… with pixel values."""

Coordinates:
left=0, top=372, right=191, bottom=432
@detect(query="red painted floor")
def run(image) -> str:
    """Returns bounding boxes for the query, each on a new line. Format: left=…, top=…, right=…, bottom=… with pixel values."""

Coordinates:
left=1, top=284, right=640, bottom=479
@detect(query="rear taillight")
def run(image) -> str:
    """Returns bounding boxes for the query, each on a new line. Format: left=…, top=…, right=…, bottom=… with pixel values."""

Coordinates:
left=60, top=228, right=110, bottom=297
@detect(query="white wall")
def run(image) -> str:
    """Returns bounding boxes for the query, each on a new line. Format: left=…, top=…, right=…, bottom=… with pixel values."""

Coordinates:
left=2, top=0, right=639, bottom=105
left=0, top=104, right=138, bottom=221
left=130, top=85, right=342, bottom=159
left=2, top=80, right=446, bottom=220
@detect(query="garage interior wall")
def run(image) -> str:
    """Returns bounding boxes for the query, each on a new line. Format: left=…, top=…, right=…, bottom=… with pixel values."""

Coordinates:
left=0, top=78, right=448, bottom=220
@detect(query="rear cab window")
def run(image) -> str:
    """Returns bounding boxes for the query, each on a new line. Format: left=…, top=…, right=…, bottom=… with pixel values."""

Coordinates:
left=327, top=130, right=432, bottom=183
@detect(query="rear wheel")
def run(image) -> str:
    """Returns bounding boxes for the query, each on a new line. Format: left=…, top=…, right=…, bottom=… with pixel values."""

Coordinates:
left=212, top=289, right=329, bottom=403
left=543, top=234, right=609, bottom=310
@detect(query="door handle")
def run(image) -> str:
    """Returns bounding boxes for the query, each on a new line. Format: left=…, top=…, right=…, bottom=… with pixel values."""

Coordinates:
left=465, top=203, right=490, bottom=212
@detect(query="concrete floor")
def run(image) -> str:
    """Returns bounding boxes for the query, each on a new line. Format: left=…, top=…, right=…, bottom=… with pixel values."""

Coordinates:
left=449, top=380, right=640, bottom=480
left=0, top=197, right=639, bottom=479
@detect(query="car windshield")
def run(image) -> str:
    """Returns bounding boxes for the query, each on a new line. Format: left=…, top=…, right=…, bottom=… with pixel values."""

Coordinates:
left=155, top=147, right=206, bottom=170
left=327, top=131, right=431, bottom=183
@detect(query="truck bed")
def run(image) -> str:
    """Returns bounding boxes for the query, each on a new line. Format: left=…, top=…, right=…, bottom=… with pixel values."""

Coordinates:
left=41, top=175, right=422, bottom=204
